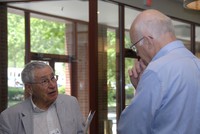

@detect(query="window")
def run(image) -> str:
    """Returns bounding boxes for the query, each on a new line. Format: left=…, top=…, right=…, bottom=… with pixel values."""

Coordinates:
left=30, top=14, right=66, bottom=55
left=8, top=9, right=25, bottom=107
left=195, top=26, right=200, bottom=58
left=173, top=20, right=191, bottom=50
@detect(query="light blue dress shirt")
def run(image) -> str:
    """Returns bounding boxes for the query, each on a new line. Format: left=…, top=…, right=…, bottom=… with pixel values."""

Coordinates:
left=118, top=40, right=200, bottom=134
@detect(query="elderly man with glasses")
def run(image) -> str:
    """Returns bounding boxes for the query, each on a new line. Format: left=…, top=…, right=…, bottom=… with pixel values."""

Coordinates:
left=0, top=61, right=85, bottom=134
left=118, top=9, right=200, bottom=134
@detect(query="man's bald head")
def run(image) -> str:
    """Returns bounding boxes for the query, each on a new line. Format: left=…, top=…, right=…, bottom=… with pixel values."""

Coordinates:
left=130, top=9, right=175, bottom=41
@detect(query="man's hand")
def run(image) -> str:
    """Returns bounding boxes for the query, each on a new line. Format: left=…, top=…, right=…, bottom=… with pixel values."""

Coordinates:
left=128, top=59, right=147, bottom=89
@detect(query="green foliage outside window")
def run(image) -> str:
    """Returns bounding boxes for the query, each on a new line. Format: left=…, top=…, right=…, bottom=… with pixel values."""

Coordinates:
left=30, top=17, right=66, bottom=54
left=8, top=13, right=25, bottom=68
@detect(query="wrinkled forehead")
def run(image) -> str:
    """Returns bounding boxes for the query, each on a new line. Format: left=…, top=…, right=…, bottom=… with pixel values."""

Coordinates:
left=33, top=66, right=54, bottom=79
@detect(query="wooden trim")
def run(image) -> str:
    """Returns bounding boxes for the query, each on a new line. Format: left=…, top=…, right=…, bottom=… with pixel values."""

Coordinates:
left=117, top=3, right=125, bottom=121
left=89, top=0, right=98, bottom=133
left=31, top=52, right=71, bottom=62
left=25, top=11, right=31, bottom=64
left=0, top=3, right=8, bottom=112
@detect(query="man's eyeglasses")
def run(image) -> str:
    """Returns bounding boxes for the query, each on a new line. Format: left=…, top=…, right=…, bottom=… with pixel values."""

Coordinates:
left=130, top=36, right=153, bottom=53
left=30, top=75, right=58, bottom=87
left=130, top=37, right=145, bottom=53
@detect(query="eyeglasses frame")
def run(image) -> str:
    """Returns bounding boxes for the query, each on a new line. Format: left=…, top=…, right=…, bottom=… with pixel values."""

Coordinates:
left=29, top=75, right=58, bottom=87
left=130, top=36, right=153, bottom=53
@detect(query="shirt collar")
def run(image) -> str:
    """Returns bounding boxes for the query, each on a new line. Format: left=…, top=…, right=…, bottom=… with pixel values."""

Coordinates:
left=31, top=97, right=56, bottom=113
left=152, top=40, right=185, bottom=61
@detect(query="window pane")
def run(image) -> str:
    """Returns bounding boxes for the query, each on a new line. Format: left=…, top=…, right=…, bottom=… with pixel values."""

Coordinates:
left=30, top=14, right=66, bottom=55
left=77, top=23, right=89, bottom=117
left=124, top=7, right=141, bottom=107
left=196, top=26, right=200, bottom=58
left=125, top=7, right=140, bottom=48
left=8, top=9, right=25, bottom=107
left=125, top=58, right=135, bottom=106
left=173, top=20, right=191, bottom=50
left=107, top=28, right=117, bottom=134
left=55, top=62, right=69, bottom=95
left=98, top=1, right=118, bottom=133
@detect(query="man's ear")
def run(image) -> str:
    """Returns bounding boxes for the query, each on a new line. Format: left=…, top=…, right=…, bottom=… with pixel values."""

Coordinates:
left=145, top=36, right=154, bottom=49
left=25, top=84, right=33, bottom=96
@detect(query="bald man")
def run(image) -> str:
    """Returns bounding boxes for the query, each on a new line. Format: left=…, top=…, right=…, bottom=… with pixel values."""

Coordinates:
left=117, top=9, right=200, bottom=134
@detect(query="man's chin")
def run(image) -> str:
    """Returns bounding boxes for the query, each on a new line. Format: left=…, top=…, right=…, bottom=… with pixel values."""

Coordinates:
left=48, top=91, right=58, bottom=100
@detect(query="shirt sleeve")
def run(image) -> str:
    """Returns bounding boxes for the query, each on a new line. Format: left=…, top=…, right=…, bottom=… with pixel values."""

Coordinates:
left=117, top=70, right=163, bottom=134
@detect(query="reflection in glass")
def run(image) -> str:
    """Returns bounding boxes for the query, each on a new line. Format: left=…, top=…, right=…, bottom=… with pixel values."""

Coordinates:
left=196, top=26, right=200, bottom=58
left=98, top=1, right=118, bottom=134
left=172, top=20, right=191, bottom=50
left=125, top=7, right=140, bottom=49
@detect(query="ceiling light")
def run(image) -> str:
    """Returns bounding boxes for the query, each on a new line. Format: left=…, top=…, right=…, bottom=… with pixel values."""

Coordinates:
left=184, top=0, right=200, bottom=10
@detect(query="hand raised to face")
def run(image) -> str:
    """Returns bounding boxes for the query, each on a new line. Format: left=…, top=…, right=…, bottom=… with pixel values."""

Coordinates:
left=128, top=59, right=147, bottom=89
